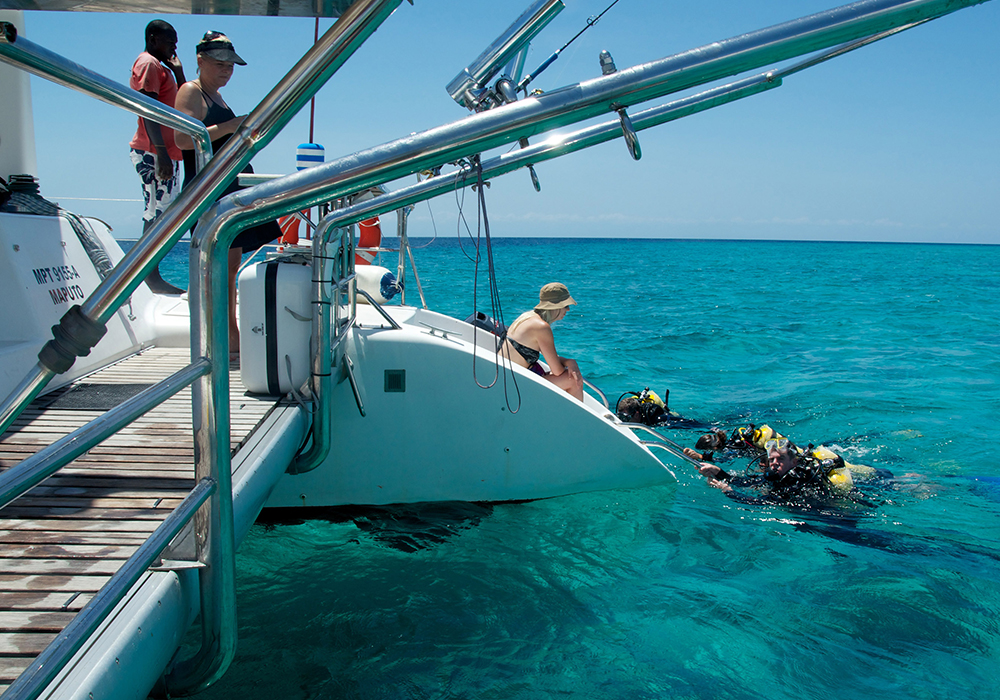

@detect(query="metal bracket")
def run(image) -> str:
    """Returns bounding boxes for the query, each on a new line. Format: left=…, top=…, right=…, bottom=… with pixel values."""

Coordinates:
left=528, top=164, right=542, bottom=192
left=615, top=105, right=642, bottom=161
left=519, top=138, right=542, bottom=192
left=343, top=355, right=365, bottom=418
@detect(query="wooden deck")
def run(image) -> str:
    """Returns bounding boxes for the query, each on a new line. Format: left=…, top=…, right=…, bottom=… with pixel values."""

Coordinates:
left=0, top=347, right=282, bottom=691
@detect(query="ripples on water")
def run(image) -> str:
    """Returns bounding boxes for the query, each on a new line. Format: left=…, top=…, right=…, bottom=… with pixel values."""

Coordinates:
left=147, top=238, right=999, bottom=699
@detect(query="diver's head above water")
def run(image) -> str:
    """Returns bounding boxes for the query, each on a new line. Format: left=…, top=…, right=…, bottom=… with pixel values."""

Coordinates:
left=695, top=429, right=727, bottom=451
left=763, top=438, right=798, bottom=481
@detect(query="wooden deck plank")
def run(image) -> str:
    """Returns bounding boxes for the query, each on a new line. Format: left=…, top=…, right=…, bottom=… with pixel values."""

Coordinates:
left=9, top=497, right=185, bottom=510
left=0, top=558, right=125, bottom=576
left=0, top=531, right=151, bottom=546
left=0, top=544, right=138, bottom=559
left=0, top=346, right=282, bottom=688
left=0, top=519, right=163, bottom=533
left=18, top=489, right=189, bottom=502
left=0, top=657, right=34, bottom=682
left=0, top=574, right=111, bottom=593
left=0, top=507, right=170, bottom=521
left=0, top=592, right=94, bottom=612
left=0, top=632, right=58, bottom=655
left=0, top=612, right=77, bottom=632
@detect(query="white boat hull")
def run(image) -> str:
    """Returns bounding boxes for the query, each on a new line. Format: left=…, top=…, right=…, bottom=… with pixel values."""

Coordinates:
left=265, top=306, right=675, bottom=507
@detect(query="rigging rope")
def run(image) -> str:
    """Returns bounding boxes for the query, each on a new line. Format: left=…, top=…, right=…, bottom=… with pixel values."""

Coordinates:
left=458, top=157, right=523, bottom=412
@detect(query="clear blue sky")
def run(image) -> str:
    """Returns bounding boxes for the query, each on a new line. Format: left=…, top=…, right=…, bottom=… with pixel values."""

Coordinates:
left=20, top=0, right=1000, bottom=243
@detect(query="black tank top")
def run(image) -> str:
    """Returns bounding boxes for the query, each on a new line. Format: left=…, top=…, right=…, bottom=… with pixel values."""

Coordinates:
left=180, top=85, right=279, bottom=254
left=181, top=87, right=247, bottom=194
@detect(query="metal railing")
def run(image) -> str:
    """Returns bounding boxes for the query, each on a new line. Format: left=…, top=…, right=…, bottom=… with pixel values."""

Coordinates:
left=0, top=1, right=403, bottom=697
left=0, top=21, right=213, bottom=173
left=1, top=479, right=217, bottom=700
left=0, top=362, right=210, bottom=700
left=185, top=0, right=989, bottom=279
left=0, top=0, right=989, bottom=695
left=0, top=361, right=209, bottom=509
left=290, top=223, right=356, bottom=474
left=0, top=0, right=403, bottom=437
left=582, top=379, right=610, bottom=410
left=626, top=422, right=705, bottom=468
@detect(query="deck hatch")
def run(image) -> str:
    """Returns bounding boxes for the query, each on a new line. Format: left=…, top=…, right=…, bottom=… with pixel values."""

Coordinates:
left=384, top=369, right=405, bottom=393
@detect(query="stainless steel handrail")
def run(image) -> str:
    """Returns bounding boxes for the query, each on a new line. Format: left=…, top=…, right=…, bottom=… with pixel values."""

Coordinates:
left=174, top=2, right=402, bottom=693
left=191, top=0, right=983, bottom=280
left=0, top=1, right=403, bottom=696
left=356, top=290, right=403, bottom=329
left=1, top=477, right=217, bottom=700
left=0, top=359, right=210, bottom=509
left=639, top=442, right=680, bottom=479
left=626, top=423, right=704, bottom=468
left=0, top=0, right=402, bottom=439
left=582, top=379, right=610, bottom=409
left=0, top=22, right=212, bottom=173
left=269, top=74, right=780, bottom=232
left=290, top=223, right=355, bottom=474
left=0, top=356, right=211, bottom=700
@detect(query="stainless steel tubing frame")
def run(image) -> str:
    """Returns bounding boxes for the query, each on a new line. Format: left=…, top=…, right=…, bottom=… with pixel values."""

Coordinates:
left=356, top=290, right=403, bottom=328
left=582, top=379, right=610, bottom=410
left=223, top=9, right=955, bottom=236
left=2, top=477, right=217, bottom=700
left=194, top=0, right=984, bottom=261
left=627, top=423, right=705, bottom=468
left=0, top=359, right=210, bottom=510
left=353, top=74, right=778, bottom=220
left=0, top=76, right=753, bottom=437
left=289, top=224, right=353, bottom=475
left=0, top=0, right=402, bottom=438
left=0, top=23, right=213, bottom=172
left=183, top=0, right=983, bottom=501
left=172, top=2, right=402, bottom=693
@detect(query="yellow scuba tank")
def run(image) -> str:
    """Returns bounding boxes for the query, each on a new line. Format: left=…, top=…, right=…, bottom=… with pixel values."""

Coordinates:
left=643, top=390, right=665, bottom=410
left=811, top=445, right=854, bottom=494
left=751, top=425, right=786, bottom=449
left=812, top=444, right=877, bottom=485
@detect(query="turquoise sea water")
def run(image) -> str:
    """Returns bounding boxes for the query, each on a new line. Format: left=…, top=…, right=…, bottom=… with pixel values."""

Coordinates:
left=153, top=237, right=1000, bottom=699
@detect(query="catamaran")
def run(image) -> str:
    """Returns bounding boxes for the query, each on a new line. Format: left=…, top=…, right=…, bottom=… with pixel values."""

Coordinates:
left=0, top=0, right=991, bottom=696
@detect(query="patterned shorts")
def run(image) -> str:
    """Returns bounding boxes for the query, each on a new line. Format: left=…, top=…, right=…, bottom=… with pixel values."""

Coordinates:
left=130, top=149, right=180, bottom=223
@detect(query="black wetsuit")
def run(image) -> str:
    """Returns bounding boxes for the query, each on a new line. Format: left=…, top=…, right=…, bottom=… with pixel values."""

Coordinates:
left=716, top=471, right=830, bottom=506
left=181, top=88, right=280, bottom=252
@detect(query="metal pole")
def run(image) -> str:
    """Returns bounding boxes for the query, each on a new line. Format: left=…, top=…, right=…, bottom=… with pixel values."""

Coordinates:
left=193, top=0, right=987, bottom=248
left=288, top=222, right=340, bottom=475
left=0, top=22, right=212, bottom=171
left=0, top=359, right=210, bottom=509
left=1, top=478, right=217, bottom=700
left=166, top=1, right=402, bottom=694
left=396, top=208, right=407, bottom=305
left=306, top=74, right=781, bottom=229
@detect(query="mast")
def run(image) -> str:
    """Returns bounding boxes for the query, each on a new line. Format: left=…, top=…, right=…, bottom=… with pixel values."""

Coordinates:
left=0, top=11, right=37, bottom=179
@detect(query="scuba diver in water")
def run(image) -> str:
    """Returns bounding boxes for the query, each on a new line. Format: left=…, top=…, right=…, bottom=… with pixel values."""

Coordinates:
left=685, top=438, right=827, bottom=504
left=615, top=388, right=713, bottom=430
left=684, top=429, right=895, bottom=506
left=687, top=424, right=762, bottom=462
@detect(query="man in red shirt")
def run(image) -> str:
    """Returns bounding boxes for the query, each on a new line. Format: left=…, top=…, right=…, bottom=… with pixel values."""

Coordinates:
left=129, top=20, right=185, bottom=231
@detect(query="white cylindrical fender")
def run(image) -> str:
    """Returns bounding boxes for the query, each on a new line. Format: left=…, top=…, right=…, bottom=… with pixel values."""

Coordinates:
left=355, top=265, right=400, bottom=304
